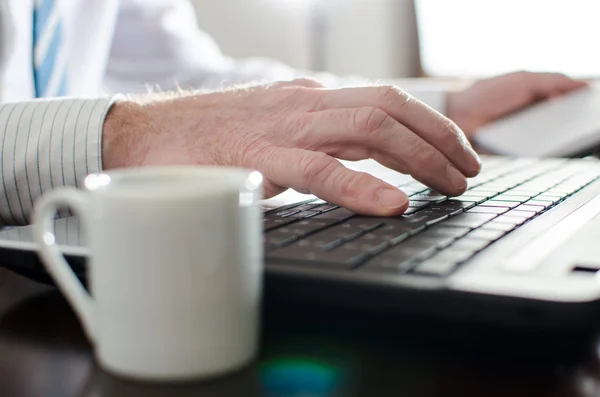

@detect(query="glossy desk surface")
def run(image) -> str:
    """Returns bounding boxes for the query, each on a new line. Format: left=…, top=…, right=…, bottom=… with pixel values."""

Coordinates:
left=2, top=267, right=600, bottom=397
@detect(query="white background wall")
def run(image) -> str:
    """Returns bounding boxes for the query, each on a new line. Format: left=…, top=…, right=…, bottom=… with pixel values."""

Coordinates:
left=189, top=0, right=421, bottom=79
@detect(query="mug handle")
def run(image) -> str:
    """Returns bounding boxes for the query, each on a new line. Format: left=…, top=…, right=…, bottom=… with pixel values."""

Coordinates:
left=32, top=189, right=96, bottom=342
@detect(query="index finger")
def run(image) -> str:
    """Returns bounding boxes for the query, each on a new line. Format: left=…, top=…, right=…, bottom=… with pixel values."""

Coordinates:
left=258, top=147, right=410, bottom=216
left=315, top=86, right=482, bottom=178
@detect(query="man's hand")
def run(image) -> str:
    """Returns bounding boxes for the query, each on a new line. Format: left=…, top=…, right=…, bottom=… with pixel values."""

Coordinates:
left=102, top=80, right=481, bottom=216
left=446, top=71, right=588, bottom=138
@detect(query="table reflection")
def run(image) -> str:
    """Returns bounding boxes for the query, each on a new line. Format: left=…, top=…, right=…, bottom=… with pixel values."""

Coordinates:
left=2, top=269, right=600, bottom=397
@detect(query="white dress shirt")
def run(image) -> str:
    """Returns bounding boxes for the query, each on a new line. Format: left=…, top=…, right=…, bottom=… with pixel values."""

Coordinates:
left=0, top=0, right=447, bottom=225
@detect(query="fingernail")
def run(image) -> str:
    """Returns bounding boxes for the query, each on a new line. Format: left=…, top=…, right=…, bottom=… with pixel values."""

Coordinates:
left=447, top=164, right=467, bottom=191
left=456, top=129, right=482, bottom=175
left=466, top=145, right=482, bottom=173
left=377, top=188, right=408, bottom=209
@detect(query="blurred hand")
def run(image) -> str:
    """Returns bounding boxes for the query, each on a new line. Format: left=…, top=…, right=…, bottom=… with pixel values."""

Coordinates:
left=446, top=71, right=588, bottom=138
left=102, top=79, right=481, bottom=216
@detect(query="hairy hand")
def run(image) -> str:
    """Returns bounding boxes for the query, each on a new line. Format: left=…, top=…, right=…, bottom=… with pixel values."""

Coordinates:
left=103, top=79, right=481, bottom=216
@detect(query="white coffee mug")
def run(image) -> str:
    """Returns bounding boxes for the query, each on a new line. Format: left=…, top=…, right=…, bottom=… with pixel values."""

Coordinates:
left=31, top=167, right=264, bottom=381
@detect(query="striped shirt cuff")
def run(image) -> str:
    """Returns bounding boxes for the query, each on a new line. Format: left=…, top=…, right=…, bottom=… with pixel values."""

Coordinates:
left=0, top=96, right=121, bottom=225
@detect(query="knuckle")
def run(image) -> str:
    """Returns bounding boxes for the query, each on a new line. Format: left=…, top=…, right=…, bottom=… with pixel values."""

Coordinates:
left=377, top=85, right=401, bottom=98
left=352, top=107, right=389, bottom=136
left=338, top=172, right=371, bottom=199
left=377, top=85, right=411, bottom=108
left=299, top=152, right=337, bottom=184
left=290, top=77, right=326, bottom=88
left=514, top=70, right=530, bottom=77
left=247, top=144, right=276, bottom=172
left=278, top=86, right=306, bottom=98
left=277, top=86, right=323, bottom=112
left=407, top=139, right=441, bottom=168
left=438, top=117, right=463, bottom=145
left=294, top=113, right=313, bottom=134
left=554, top=72, right=570, bottom=81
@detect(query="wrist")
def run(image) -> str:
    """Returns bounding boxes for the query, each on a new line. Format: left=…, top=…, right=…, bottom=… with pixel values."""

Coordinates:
left=101, top=99, right=147, bottom=170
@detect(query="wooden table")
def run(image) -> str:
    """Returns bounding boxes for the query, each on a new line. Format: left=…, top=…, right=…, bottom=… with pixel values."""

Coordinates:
left=2, top=267, right=600, bottom=397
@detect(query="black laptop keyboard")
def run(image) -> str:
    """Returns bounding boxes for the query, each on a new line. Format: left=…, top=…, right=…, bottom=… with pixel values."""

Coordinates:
left=264, top=157, right=600, bottom=277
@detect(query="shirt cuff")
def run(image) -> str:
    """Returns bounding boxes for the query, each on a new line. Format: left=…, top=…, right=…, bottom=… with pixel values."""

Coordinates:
left=0, top=96, right=121, bottom=225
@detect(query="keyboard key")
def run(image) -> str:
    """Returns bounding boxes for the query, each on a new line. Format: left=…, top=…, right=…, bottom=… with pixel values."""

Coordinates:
left=312, top=204, right=338, bottom=213
left=481, top=221, right=518, bottom=232
left=338, top=234, right=391, bottom=256
left=287, top=210, right=321, bottom=218
left=313, top=208, right=355, bottom=221
left=407, top=200, right=431, bottom=209
left=480, top=200, right=521, bottom=209
left=294, top=219, right=341, bottom=233
left=404, top=187, right=428, bottom=195
left=525, top=200, right=552, bottom=209
left=362, top=242, right=438, bottom=272
left=399, top=212, right=450, bottom=228
left=487, top=181, right=518, bottom=189
left=411, top=191, right=447, bottom=202
left=507, top=209, right=537, bottom=218
left=493, top=214, right=530, bottom=226
left=292, top=204, right=320, bottom=212
left=268, top=245, right=367, bottom=269
left=443, top=213, right=497, bottom=228
left=344, top=218, right=385, bottom=231
left=536, top=192, right=563, bottom=199
left=304, top=223, right=367, bottom=249
left=476, top=184, right=508, bottom=194
left=546, top=189, right=573, bottom=197
left=407, top=235, right=456, bottom=249
left=263, top=217, right=298, bottom=231
left=416, top=210, right=450, bottom=223
left=534, top=195, right=562, bottom=204
left=493, top=194, right=532, bottom=203
left=509, top=189, right=548, bottom=196
left=370, top=223, right=413, bottom=245
left=404, top=201, right=432, bottom=214
left=450, top=237, right=491, bottom=253
left=467, top=228, right=506, bottom=241
left=517, top=204, right=546, bottom=214
left=276, top=209, right=302, bottom=217
left=413, top=258, right=459, bottom=277
left=295, top=237, right=342, bottom=252
left=388, top=238, right=442, bottom=255
left=427, top=249, right=476, bottom=265
left=266, top=220, right=342, bottom=249
left=266, top=223, right=319, bottom=249
left=454, top=195, right=488, bottom=204
left=429, top=200, right=476, bottom=215
left=267, top=221, right=320, bottom=235
left=466, top=206, right=509, bottom=215
left=404, top=207, right=424, bottom=215
left=464, top=189, right=500, bottom=198
left=419, top=225, right=472, bottom=240
left=265, top=234, right=298, bottom=250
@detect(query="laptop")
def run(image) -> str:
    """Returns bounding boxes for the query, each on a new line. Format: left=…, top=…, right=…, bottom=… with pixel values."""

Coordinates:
left=3, top=155, right=600, bottom=330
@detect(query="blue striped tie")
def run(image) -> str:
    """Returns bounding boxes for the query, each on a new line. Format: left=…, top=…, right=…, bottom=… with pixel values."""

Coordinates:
left=32, top=0, right=68, bottom=98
